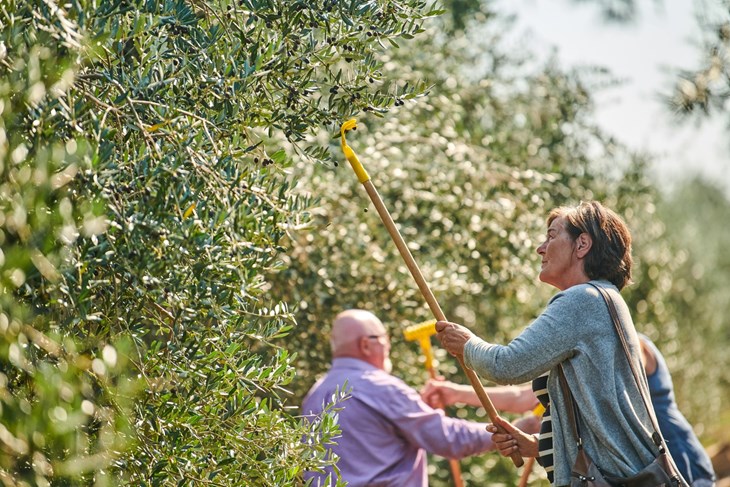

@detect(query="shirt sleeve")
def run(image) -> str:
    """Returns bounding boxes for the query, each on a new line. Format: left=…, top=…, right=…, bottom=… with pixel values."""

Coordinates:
left=464, top=284, right=609, bottom=384
left=360, top=373, right=495, bottom=459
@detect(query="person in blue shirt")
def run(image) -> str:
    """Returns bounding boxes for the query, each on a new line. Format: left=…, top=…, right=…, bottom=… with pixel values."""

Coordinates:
left=639, top=334, right=716, bottom=487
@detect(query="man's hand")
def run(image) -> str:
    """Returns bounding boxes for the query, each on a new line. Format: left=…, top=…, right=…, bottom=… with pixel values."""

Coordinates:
left=420, top=379, right=464, bottom=408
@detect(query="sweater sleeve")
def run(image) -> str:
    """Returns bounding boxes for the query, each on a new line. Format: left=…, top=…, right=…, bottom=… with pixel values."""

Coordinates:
left=464, top=284, right=608, bottom=384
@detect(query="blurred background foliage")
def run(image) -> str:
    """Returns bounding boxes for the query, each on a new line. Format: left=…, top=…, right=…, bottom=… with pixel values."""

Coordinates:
left=1, top=0, right=728, bottom=486
left=666, top=0, right=730, bottom=116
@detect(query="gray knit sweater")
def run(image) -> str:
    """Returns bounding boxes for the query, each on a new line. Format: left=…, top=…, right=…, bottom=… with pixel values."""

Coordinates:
left=464, top=280, right=659, bottom=486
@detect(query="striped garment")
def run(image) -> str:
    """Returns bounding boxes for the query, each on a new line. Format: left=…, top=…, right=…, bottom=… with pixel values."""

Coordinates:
left=532, top=372, right=554, bottom=483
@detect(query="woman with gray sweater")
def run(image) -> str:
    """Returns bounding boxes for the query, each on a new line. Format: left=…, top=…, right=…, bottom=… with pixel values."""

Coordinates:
left=435, top=201, right=673, bottom=486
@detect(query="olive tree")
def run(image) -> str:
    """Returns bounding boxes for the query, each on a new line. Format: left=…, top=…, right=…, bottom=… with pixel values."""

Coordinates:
left=556, top=0, right=730, bottom=448
left=1, top=0, right=439, bottom=484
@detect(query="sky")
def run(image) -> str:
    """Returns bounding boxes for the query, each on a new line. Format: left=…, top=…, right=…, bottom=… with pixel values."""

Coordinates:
left=493, top=0, right=730, bottom=196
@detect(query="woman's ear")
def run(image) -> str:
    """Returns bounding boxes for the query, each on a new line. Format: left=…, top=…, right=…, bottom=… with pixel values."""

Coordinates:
left=575, top=232, right=593, bottom=258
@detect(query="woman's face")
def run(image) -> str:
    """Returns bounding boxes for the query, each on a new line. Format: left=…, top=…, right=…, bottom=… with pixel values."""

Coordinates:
left=536, top=216, right=580, bottom=290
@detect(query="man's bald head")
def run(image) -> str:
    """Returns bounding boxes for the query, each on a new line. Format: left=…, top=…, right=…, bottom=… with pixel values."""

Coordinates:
left=331, top=309, right=386, bottom=357
left=330, top=310, right=391, bottom=371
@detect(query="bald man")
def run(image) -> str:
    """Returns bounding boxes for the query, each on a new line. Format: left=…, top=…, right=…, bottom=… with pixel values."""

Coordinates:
left=301, top=309, right=499, bottom=487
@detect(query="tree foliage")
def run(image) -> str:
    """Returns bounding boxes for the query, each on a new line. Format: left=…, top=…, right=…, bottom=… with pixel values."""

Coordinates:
left=668, top=1, right=730, bottom=116
left=556, top=0, right=730, bottom=451
left=1, top=0, right=440, bottom=484
left=0, top=4, right=135, bottom=484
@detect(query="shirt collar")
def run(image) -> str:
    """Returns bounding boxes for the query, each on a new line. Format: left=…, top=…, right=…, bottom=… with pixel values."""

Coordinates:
left=332, top=357, right=380, bottom=372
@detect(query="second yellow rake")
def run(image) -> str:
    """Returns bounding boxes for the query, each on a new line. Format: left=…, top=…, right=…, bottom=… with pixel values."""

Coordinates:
left=404, top=320, right=465, bottom=487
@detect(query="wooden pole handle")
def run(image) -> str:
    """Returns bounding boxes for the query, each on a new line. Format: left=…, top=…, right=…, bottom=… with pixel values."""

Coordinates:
left=518, top=457, right=536, bottom=487
left=362, top=181, right=524, bottom=468
left=426, top=358, right=464, bottom=487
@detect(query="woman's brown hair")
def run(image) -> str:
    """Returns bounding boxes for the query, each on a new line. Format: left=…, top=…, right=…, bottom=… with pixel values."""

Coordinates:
left=548, top=201, right=633, bottom=290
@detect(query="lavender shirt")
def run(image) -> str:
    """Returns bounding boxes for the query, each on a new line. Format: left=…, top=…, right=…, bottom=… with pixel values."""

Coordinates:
left=301, top=358, right=495, bottom=486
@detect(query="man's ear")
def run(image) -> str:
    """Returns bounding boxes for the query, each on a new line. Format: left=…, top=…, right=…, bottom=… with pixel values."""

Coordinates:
left=576, top=232, right=593, bottom=258
left=359, top=336, right=373, bottom=357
